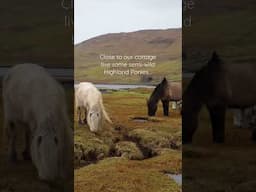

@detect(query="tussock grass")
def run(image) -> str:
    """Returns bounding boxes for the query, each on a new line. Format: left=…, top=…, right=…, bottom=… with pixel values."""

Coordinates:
left=75, top=153, right=181, bottom=192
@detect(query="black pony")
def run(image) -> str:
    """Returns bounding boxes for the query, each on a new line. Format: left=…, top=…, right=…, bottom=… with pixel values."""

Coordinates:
left=147, top=78, right=182, bottom=116
left=182, top=51, right=256, bottom=143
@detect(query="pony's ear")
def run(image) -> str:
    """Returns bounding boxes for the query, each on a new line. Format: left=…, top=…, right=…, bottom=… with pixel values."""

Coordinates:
left=209, top=51, right=221, bottom=65
left=162, top=77, right=168, bottom=84
left=212, top=51, right=218, bottom=60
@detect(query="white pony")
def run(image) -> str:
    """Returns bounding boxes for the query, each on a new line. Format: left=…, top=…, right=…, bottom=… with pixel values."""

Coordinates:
left=75, top=82, right=112, bottom=132
left=2, top=64, right=73, bottom=182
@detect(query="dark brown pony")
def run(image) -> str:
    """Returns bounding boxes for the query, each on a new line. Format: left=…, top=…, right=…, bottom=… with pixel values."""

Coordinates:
left=182, top=51, right=256, bottom=143
left=147, top=78, right=182, bottom=116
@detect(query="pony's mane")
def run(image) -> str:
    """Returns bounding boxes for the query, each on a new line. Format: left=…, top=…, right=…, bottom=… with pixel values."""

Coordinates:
left=183, top=62, right=210, bottom=114
left=190, top=51, right=223, bottom=91
left=149, top=78, right=167, bottom=103
left=183, top=51, right=223, bottom=113
left=150, top=83, right=162, bottom=99
left=208, top=51, right=222, bottom=65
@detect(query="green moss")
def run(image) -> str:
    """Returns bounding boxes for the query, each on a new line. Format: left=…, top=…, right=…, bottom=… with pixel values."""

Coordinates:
left=127, top=129, right=178, bottom=151
left=74, top=128, right=111, bottom=167
left=115, top=141, right=144, bottom=160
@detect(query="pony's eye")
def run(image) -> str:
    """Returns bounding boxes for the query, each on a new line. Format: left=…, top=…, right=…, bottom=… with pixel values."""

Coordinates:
left=37, top=136, right=42, bottom=146
left=54, top=136, right=58, bottom=145
left=97, top=113, right=99, bottom=117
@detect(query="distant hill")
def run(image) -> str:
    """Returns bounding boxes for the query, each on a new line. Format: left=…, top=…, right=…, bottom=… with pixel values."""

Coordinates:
left=183, top=0, right=256, bottom=72
left=75, top=29, right=181, bottom=84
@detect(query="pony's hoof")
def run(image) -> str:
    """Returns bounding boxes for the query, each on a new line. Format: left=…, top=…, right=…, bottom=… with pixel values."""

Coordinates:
left=22, top=150, right=31, bottom=161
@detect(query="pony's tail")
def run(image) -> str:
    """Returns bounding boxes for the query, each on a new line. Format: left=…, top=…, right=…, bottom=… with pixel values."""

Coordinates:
left=100, top=99, right=112, bottom=124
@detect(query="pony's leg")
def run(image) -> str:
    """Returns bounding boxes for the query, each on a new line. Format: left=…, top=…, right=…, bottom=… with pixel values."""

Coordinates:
left=208, top=105, right=226, bottom=143
left=22, top=128, right=31, bottom=160
left=241, top=108, right=246, bottom=128
left=233, top=109, right=242, bottom=128
left=78, top=107, right=83, bottom=124
left=83, top=109, right=87, bottom=124
left=179, top=101, right=182, bottom=110
left=6, top=121, right=17, bottom=162
left=162, top=100, right=169, bottom=116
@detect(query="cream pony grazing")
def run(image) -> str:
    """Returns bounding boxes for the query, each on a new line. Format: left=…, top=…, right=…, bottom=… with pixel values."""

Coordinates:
left=75, top=82, right=112, bottom=132
left=2, top=64, right=73, bottom=182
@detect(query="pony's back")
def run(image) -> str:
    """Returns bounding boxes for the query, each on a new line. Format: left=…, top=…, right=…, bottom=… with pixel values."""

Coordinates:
left=75, top=82, right=102, bottom=109
left=3, top=64, right=66, bottom=122
left=168, top=82, right=182, bottom=101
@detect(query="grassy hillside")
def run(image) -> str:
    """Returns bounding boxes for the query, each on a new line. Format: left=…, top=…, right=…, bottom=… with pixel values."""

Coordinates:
left=183, top=0, right=256, bottom=71
left=0, top=0, right=73, bottom=67
left=75, top=29, right=181, bottom=84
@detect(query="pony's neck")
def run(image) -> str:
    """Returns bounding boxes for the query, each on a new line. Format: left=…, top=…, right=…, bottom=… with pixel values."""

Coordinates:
left=183, top=83, right=203, bottom=115
left=192, top=97, right=203, bottom=114
left=149, top=92, right=160, bottom=105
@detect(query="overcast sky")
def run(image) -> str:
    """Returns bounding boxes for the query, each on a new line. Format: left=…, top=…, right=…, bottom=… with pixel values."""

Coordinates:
left=75, top=0, right=182, bottom=44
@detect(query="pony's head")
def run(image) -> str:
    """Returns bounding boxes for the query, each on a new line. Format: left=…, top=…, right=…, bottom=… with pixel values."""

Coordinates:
left=208, top=51, right=222, bottom=65
left=31, top=123, right=60, bottom=181
left=147, top=99, right=157, bottom=116
left=182, top=70, right=204, bottom=144
left=147, top=78, right=168, bottom=116
left=87, top=105, right=103, bottom=132
left=181, top=107, right=199, bottom=144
